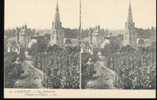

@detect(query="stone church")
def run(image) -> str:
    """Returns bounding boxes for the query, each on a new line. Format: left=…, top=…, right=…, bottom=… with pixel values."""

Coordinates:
left=50, top=1, right=79, bottom=47
left=88, top=1, right=156, bottom=49
left=124, top=1, right=156, bottom=48
left=124, top=2, right=136, bottom=47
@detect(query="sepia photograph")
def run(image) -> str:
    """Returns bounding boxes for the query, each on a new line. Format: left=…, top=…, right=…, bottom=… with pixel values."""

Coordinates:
left=4, top=0, right=156, bottom=98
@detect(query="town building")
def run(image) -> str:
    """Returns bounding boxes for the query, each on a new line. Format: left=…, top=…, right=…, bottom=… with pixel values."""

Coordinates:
left=18, top=25, right=32, bottom=49
left=50, top=1, right=79, bottom=47
left=88, top=1, right=156, bottom=50
left=123, top=1, right=156, bottom=48
left=50, top=0, right=64, bottom=47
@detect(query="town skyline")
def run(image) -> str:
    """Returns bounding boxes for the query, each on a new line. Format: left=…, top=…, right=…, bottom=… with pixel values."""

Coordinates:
left=4, top=0, right=156, bottom=92
left=5, top=0, right=156, bottom=30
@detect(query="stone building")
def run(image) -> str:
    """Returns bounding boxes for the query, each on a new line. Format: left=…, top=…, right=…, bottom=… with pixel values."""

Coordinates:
left=50, top=0, right=64, bottom=47
left=50, top=1, right=79, bottom=47
left=123, top=1, right=156, bottom=48
left=124, top=2, right=136, bottom=47
left=18, top=25, right=32, bottom=49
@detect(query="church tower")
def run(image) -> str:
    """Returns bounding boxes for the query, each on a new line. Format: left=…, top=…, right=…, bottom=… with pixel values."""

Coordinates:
left=124, top=1, right=136, bottom=47
left=51, top=0, right=64, bottom=47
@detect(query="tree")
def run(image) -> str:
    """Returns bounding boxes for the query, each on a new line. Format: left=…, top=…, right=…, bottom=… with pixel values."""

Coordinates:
left=4, top=53, right=23, bottom=88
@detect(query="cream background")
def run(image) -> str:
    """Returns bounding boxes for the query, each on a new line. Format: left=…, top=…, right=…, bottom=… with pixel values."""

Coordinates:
left=5, top=0, right=156, bottom=30
left=4, top=89, right=156, bottom=98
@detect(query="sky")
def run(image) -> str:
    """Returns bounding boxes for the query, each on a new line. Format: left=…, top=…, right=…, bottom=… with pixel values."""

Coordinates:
left=5, top=0, right=156, bottom=30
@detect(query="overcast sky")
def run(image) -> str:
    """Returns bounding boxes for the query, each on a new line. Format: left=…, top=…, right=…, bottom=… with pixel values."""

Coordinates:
left=5, top=0, right=156, bottom=30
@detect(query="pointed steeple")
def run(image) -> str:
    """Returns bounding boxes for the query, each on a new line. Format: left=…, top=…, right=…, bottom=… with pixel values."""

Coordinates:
left=56, top=0, right=59, bottom=11
left=124, top=0, right=136, bottom=47
left=51, top=0, right=64, bottom=47
left=79, top=0, right=82, bottom=32
left=79, top=0, right=82, bottom=89
left=53, top=0, right=62, bottom=29
left=79, top=0, right=82, bottom=41
left=127, top=0, right=134, bottom=23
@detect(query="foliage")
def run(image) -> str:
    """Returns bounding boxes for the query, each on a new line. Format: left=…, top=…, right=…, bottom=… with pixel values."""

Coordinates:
left=107, top=46, right=156, bottom=89
left=35, top=45, right=80, bottom=89
left=4, top=52, right=23, bottom=88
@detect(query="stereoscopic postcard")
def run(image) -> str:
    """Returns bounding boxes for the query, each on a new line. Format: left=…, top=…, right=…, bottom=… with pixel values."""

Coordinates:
left=4, top=0, right=156, bottom=98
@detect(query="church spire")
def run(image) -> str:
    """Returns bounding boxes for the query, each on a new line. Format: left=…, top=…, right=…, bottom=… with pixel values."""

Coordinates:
left=79, top=0, right=82, bottom=32
left=53, top=0, right=62, bottom=29
left=124, top=0, right=136, bottom=47
left=51, top=0, right=64, bottom=47
left=56, top=0, right=59, bottom=13
left=128, top=0, right=134, bottom=23
left=79, top=0, right=82, bottom=89
left=78, top=0, right=82, bottom=41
